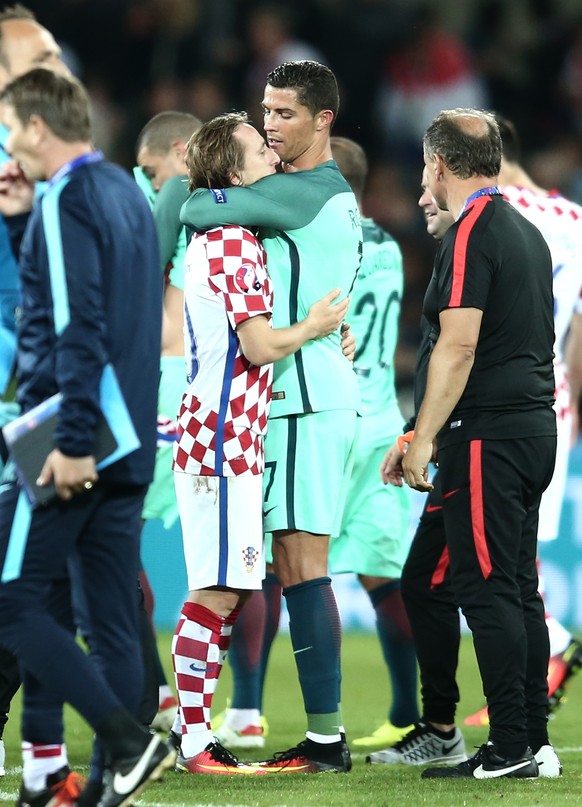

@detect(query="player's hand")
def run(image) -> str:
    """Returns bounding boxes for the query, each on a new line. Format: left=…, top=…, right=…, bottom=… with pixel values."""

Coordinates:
left=402, top=437, right=434, bottom=492
left=380, top=442, right=405, bottom=486
left=341, top=321, right=356, bottom=362
left=37, top=449, right=99, bottom=501
left=0, top=159, right=35, bottom=216
left=305, top=288, right=349, bottom=339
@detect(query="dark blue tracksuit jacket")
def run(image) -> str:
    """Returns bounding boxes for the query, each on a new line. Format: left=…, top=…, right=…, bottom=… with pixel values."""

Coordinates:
left=17, top=153, right=162, bottom=486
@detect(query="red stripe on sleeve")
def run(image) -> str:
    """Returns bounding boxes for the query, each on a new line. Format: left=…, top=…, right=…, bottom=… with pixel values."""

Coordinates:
left=449, top=197, right=490, bottom=307
left=469, top=439, right=492, bottom=579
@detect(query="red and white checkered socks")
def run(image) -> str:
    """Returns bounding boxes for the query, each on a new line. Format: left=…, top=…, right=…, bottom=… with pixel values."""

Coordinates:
left=22, top=742, right=68, bottom=791
left=172, top=602, right=240, bottom=758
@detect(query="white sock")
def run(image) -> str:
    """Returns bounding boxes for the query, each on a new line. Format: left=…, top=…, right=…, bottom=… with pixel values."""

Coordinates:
left=22, top=743, right=67, bottom=792
left=171, top=711, right=182, bottom=735
left=305, top=731, right=341, bottom=744
left=158, top=684, right=173, bottom=705
left=225, top=708, right=261, bottom=730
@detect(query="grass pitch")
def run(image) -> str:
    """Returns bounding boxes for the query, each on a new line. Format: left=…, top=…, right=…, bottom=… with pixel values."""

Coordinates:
left=0, top=631, right=581, bottom=806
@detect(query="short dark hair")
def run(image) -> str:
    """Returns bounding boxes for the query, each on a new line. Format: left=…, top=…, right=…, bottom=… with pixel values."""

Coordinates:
left=494, top=113, right=522, bottom=164
left=136, top=111, right=202, bottom=156
left=184, top=111, right=249, bottom=191
left=0, top=67, right=91, bottom=142
left=266, top=60, right=339, bottom=121
left=330, top=136, right=367, bottom=199
left=0, top=4, right=36, bottom=70
left=423, top=108, right=501, bottom=180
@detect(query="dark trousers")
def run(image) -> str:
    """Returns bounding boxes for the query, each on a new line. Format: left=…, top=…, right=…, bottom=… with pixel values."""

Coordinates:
left=0, top=481, right=146, bottom=731
left=403, top=435, right=556, bottom=753
left=401, top=473, right=461, bottom=725
left=0, top=569, right=75, bottom=744
left=0, top=646, right=19, bottom=739
left=439, top=436, right=555, bottom=753
left=71, top=555, right=159, bottom=728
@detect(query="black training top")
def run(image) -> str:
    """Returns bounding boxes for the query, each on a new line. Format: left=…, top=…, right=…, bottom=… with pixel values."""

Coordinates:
left=416, top=192, right=556, bottom=447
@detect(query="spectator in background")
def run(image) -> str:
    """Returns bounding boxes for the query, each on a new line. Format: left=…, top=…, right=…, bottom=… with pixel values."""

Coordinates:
left=243, top=4, right=326, bottom=123
left=375, top=6, right=488, bottom=165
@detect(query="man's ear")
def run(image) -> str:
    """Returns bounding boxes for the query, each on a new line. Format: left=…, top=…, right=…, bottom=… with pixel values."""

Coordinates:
left=27, top=113, right=46, bottom=145
left=172, top=138, right=188, bottom=161
left=433, top=153, right=446, bottom=182
left=229, top=171, right=242, bottom=186
left=316, top=109, right=334, bottom=131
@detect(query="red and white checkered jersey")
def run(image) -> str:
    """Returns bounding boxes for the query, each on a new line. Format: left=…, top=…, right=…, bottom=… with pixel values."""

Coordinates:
left=502, top=184, right=582, bottom=364
left=173, top=225, right=274, bottom=477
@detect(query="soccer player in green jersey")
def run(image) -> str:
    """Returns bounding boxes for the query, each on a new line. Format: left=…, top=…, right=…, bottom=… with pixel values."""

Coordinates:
left=135, top=111, right=201, bottom=730
left=181, top=60, right=361, bottom=773
left=136, top=111, right=201, bottom=533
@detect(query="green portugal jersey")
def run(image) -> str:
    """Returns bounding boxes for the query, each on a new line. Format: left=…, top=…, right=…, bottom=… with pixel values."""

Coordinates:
left=352, top=218, right=407, bottom=450
left=181, top=161, right=362, bottom=418
left=155, top=174, right=190, bottom=291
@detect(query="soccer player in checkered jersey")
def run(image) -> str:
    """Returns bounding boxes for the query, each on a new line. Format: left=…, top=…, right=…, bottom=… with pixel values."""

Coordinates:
left=171, top=112, right=350, bottom=775
left=462, top=114, right=582, bottom=726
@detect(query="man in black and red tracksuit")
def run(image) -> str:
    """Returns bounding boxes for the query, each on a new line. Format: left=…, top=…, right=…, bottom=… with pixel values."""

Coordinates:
left=396, top=109, right=557, bottom=779
left=0, top=69, right=176, bottom=806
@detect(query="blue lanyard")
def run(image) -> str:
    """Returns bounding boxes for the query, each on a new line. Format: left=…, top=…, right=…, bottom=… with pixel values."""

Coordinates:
left=460, top=186, right=501, bottom=216
left=48, top=150, right=104, bottom=188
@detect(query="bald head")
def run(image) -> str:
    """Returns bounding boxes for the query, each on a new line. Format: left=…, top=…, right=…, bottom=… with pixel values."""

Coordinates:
left=0, top=13, right=68, bottom=91
left=423, top=108, right=501, bottom=180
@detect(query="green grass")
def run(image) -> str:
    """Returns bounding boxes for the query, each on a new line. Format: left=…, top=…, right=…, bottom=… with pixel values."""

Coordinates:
left=1, top=631, right=581, bottom=806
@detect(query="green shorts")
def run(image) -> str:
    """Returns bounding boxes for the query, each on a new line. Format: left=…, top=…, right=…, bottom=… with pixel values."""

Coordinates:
left=328, top=444, right=412, bottom=577
left=263, top=410, right=359, bottom=536
left=142, top=356, right=186, bottom=529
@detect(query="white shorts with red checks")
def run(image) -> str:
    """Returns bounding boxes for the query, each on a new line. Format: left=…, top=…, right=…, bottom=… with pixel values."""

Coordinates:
left=174, top=471, right=265, bottom=590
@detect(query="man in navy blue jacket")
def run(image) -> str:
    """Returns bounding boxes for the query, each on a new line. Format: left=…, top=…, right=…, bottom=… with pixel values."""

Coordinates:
left=0, top=68, right=175, bottom=806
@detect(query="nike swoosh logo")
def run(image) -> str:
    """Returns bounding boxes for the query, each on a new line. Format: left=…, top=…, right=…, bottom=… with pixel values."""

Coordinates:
left=473, top=759, right=533, bottom=779
left=293, top=646, right=313, bottom=655
left=190, top=662, right=220, bottom=673
left=263, top=506, right=276, bottom=518
left=425, top=504, right=443, bottom=513
left=443, top=488, right=460, bottom=499
left=441, top=742, right=461, bottom=754
left=113, top=736, right=160, bottom=795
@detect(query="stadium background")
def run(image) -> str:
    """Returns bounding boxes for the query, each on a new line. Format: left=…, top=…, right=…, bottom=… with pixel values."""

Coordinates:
left=23, top=0, right=582, bottom=631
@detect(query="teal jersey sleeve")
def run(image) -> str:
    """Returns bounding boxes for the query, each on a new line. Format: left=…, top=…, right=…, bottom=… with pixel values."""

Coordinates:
left=182, top=162, right=362, bottom=416
left=181, top=161, right=358, bottom=232
left=133, top=166, right=156, bottom=209
left=351, top=218, right=406, bottom=448
left=154, top=174, right=190, bottom=290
